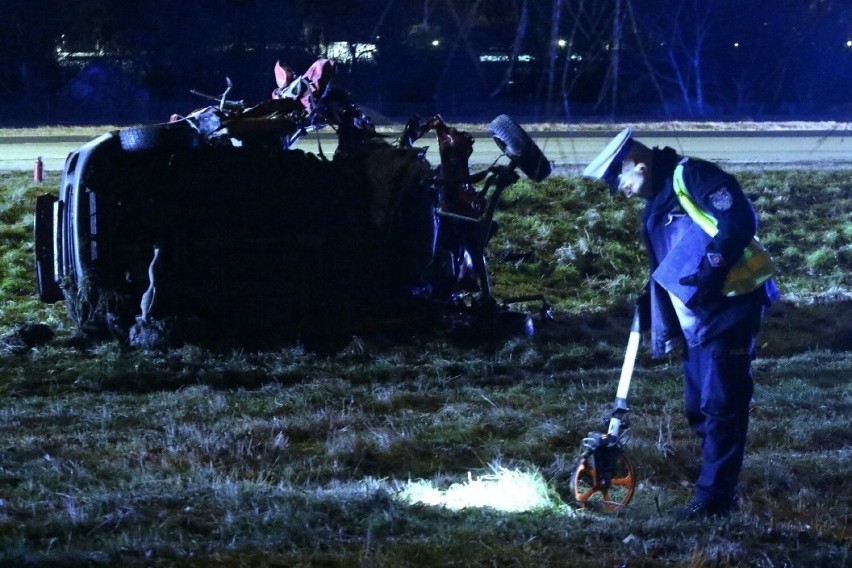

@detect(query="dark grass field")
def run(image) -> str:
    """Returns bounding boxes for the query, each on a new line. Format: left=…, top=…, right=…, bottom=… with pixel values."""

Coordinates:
left=0, top=167, right=850, bottom=566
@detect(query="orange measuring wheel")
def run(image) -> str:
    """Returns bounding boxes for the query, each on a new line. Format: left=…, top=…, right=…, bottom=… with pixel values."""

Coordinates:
left=570, top=443, right=636, bottom=512
left=570, top=309, right=641, bottom=513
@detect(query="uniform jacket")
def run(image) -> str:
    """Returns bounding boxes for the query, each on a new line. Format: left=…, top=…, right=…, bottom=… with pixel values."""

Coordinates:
left=641, top=147, right=778, bottom=358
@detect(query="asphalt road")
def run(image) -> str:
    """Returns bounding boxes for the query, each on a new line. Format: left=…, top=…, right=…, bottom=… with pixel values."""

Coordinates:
left=1, top=129, right=851, bottom=173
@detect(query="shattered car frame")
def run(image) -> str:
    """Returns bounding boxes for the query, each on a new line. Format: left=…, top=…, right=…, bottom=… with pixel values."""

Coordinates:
left=34, top=59, right=551, bottom=347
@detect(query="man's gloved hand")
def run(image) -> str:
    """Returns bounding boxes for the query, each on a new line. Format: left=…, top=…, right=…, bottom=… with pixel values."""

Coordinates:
left=679, top=253, right=728, bottom=306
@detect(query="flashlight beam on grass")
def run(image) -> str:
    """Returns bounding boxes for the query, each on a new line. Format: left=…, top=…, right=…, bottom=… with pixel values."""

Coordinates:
left=395, top=464, right=567, bottom=513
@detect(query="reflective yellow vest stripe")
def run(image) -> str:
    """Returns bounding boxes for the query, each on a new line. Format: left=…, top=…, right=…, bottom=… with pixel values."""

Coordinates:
left=673, top=162, right=776, bottom=296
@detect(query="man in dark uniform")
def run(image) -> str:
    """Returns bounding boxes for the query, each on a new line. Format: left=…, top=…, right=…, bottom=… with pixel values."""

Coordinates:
left=583, top=128, right=779, bottom=520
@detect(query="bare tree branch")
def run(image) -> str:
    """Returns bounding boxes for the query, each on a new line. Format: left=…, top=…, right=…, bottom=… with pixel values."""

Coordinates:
left=490, top=0, right=528, bottom=98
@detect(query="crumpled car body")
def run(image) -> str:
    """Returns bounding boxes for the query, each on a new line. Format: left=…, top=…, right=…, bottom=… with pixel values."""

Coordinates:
left=34, top=63, right=550, bottom=347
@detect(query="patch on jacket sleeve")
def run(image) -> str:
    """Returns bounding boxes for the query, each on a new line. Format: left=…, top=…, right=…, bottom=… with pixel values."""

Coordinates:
left=706, top=252, right=725, bottom=267
left=709, top=187, right=733, bottom=211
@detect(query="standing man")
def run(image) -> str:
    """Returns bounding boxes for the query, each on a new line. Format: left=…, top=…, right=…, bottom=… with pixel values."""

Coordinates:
left=583, top=128, right=778, bottom=520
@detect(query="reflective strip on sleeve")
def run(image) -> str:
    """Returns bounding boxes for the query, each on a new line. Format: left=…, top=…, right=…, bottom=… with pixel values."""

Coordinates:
left=673, top=162, right=776, bottom=296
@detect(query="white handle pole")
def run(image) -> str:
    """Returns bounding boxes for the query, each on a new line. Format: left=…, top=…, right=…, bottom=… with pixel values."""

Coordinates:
left=608, top=309, right=641, bottom=437
left=616, top=310, right=641, bottom=401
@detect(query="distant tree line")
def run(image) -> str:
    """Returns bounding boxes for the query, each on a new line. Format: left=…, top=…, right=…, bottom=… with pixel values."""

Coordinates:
left=0, top=0, right=849, bottom=123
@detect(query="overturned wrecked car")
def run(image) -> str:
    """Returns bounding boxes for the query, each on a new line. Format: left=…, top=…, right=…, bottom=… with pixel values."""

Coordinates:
left=34, top=59, right=551, bottom=347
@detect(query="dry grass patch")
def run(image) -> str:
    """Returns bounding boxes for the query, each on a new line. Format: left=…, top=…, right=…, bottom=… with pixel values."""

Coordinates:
left=0, top=169, right=850, bottom=566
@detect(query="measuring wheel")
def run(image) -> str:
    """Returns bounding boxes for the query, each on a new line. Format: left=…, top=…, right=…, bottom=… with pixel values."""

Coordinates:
left=569, top=307, right=641, bottom=513
left=570, top=434, right=636, bottom=512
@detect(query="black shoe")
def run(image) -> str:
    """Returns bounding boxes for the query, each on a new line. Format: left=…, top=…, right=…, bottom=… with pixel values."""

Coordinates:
left=669, top=499, right=732, bottom=521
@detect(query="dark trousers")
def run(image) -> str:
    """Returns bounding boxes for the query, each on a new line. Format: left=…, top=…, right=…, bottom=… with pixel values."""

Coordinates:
left=682, top=307, right=763, bottom=506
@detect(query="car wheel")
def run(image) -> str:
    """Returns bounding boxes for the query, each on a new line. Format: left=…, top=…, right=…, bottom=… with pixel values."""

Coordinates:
left=119, top=123, right=200, bottom=152
left=488, top=114, right=551, bottom=182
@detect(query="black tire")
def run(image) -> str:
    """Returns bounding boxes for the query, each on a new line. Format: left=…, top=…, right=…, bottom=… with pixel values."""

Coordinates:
left=119, top=123, right=200, bottom=152
left=488, top=114, right=551, bottom=182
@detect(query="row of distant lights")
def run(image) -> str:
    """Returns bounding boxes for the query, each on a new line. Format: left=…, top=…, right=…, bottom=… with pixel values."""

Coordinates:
left=319, top=36, right=852, bottom=65
left=732, top=39, right=852, bottom=48
left=54, top=36, right=852, bottom=64
left=475, top=38, right=852, bottom=60
left=430, top=38, right=573, bottom=48
left=473, top=38, right=583, bottom=63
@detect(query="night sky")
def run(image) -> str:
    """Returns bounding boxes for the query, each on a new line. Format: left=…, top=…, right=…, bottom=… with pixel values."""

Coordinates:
left=1, top=0, right=850, bottom=124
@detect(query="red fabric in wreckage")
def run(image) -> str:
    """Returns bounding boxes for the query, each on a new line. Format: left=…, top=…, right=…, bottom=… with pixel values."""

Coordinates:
left=435, top=123, right=483, bottom=218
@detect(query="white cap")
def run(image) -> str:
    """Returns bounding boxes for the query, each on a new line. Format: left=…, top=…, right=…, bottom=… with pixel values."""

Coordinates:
left=582, top=127, right=634, bottom=185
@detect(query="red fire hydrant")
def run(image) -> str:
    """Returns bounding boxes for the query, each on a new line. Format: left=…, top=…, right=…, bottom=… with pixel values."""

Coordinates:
left=34, top=156, right=44, bottom=183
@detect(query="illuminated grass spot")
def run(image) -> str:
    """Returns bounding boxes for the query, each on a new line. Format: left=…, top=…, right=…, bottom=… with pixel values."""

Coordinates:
left=396, top=464, right=566, bottom=513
